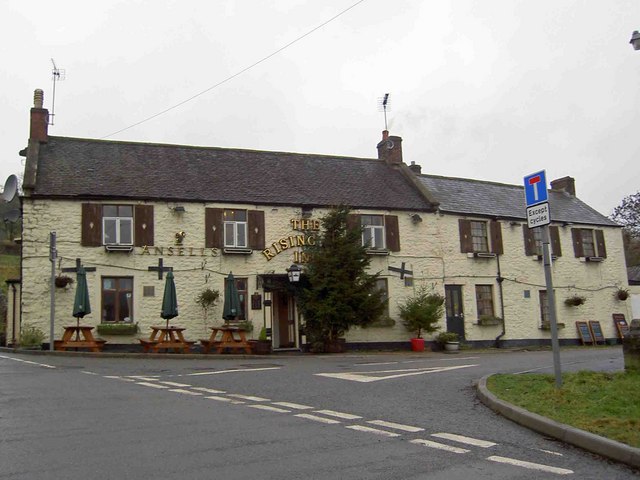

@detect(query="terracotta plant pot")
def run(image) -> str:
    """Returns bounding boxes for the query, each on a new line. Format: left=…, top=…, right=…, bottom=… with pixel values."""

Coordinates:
left=410, top=338, right=425, bottom=352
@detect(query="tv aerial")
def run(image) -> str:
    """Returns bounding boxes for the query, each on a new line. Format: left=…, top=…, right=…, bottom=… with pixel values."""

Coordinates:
left=377, top=93, right=390, bottom=130
left=50, top=58, right=66, bottom=126
left=2, top=175, right=18, bottom=202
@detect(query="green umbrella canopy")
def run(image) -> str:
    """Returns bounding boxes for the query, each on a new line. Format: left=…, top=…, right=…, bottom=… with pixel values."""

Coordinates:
left=161, top=271, right=179, bottom=320
left=223, top=272, right=243, bottom=321
left=72, top=266, right=91, bottom=319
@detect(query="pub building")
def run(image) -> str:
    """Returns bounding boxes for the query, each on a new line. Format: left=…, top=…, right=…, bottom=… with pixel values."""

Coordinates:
left=5, top=90, right=631, bottom=350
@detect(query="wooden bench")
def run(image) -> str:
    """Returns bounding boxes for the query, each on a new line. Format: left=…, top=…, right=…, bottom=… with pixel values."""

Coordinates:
left=54, top=339, right=106, bottom=352
left=139, top=339, right=159, bottom=352
left=140, top=339, right=194, bottom=353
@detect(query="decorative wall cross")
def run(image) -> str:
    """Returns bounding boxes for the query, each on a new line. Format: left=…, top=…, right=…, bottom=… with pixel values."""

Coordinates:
left=388, top=262, right=412, bottom=279
left=62, top=258, right=97, bottom=274
left=148, top=257, right=173, bottom=279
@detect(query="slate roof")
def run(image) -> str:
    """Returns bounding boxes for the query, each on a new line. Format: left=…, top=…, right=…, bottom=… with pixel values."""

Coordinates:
left=419, top=174, right=618, bottom=227
left=31, top=136, right=435, bottom=211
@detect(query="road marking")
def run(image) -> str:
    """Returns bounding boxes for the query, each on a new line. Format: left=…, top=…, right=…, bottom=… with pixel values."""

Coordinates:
left=136, top=382, right=170, bottom=389
left=191, top=387, right=226, bottom=394
left=431, top=432, right=496, bottom=448
left=169, top=389, right=203, bottom=396
left=160, top=381, right=191, bottom=387
left=354, top=361, right=398, bottom=366
left=82, top=371, right=99, bottom=375
left=316, top=364, right=478, bottom=383
left=314, top=410, right=362, bottom=420
left=295, top=414, right=341, bottom=424
left=0, top=355, right=56, bottom=369
left=402, top=357, right=479, bottom=364
left=368, top=420, right=424, bottom=432
left=487, top=455, right=573, bottom=475
left=205, top=395, right=244, bottom=404
left=346, top=425, right=400, bottom=437
left=186, top=367, right=281, bottom=376
left=539, top=449, right=564, bottom=457
left=248, top=405, right=290, bottom=413
left=126, top=376, right=160, bottom=381
left=410, top=439, right=469, bottom=454
left=272, top=402, right=314, bottom=410
left=228, top=394, right=270, bottom=402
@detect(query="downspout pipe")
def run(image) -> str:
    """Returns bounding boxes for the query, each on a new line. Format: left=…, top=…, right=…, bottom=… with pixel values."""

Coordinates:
left=495, top=255, right=506, bottom=348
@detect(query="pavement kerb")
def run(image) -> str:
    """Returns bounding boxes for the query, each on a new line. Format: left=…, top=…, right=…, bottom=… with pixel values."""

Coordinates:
left=476, top=374, right=640, bottom=469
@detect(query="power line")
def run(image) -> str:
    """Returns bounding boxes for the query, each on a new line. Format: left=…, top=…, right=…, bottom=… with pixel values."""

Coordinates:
left=102, top=0, right=368, bottom=139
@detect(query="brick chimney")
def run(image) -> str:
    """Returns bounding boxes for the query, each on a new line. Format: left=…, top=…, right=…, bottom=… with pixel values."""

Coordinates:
left=30, top=89, right=49, bottom=143
left=408, top=161, right=421, bottom=175
left=550, top=176, right=575, bottom=196
left=376, top=130, right=403, bottom=164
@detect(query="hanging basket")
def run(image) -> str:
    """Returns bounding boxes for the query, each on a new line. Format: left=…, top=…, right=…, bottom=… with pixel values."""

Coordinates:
left=615, top=288, right=629, bottom=301
left=54, top=275, right=74, bottom=288
left=564, top=295, right=586, bottom=307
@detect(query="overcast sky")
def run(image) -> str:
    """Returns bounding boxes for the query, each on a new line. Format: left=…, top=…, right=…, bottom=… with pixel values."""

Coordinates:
left=1, top=0, right=639, bottom=217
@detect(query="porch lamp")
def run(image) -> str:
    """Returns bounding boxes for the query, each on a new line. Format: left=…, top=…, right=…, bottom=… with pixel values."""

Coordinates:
left=630, top=31, right=640, bottom=50
left=287, top=264, right=302, bottom=283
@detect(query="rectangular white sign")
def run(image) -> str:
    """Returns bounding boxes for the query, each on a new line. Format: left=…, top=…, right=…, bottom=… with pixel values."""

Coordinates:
left=527, top=202, right=550, bottom=228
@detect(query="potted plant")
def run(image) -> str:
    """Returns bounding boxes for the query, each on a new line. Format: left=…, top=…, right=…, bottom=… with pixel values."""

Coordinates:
left=399, top=287, right=444, bottom=352
left=54, top=275, right=74, bottom=288
left=18, top=323, right=45, bottom=350
left=195, top=287, right=220, bottom=333
left=478, top=315, right=502, bottom=326
left=96, top=323, right=138, bottom=335
left=436, top=331, right=460, bottom=352
left=252, top=326, right=272, bottom=354
left=564, top=295, right=586, bottom=307
left=615, top=288, right=629, bottom=301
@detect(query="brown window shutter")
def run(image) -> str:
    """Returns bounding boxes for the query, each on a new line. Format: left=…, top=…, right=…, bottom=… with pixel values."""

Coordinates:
left=523, top=224, right=535, bottom=256
left=346, top=214, right=361, bottom=233
left=595, top=230, right=607, bottom=258
left=81, top=203, right=102, bottom=246
left=490, top=220, right=503, bottom=255
left=384, top=215, right=400, bottom=252
left=571, top=228, right=584, bottom=257
left=205, top=208, right=224, bottom=248
left=134, top=205, right=154, bottom=247
left=248, top=210, right=265, bottom=250
left=549, top=226, right=562, bottom=257
left=459, top=219, right=472, bottom=253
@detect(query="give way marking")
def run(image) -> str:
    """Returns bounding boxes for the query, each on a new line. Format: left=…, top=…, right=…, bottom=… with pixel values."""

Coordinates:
left=315, top=364, right=478, bottom=383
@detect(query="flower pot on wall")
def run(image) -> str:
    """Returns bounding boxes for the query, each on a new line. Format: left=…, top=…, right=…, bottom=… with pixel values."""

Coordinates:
left=444, top=341, right=460, bottom=352
left=410, top=338, right=425, bottom=352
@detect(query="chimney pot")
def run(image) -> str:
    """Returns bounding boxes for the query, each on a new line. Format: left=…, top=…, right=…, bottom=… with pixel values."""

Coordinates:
left=550, top=176, right=576, bottom=196
left=30, top=89, right=49, bottom=143
left=408, top=161, right=422, bottom=175
left=34, top=89, right=44, bottom=109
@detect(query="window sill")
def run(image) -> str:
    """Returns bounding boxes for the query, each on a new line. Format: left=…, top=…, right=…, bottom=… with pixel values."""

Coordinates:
left=467, top=252, right=496, bottom=259
left=584, top=256, right=604, bottom=263
left=104, top=245, right=134, bottom=253
left=366, top=249, right=390, bottom=256
left=534, top=255, right=558, bottom=261
left=476, top=317, right=502, bottom=326
left=539, top=322, right=566, bottom=331
left=223, top=247, right=252, bottom=255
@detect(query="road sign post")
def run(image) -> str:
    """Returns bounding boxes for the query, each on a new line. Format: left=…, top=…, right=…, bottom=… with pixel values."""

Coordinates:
left=523, top=171, right=562, bottom=388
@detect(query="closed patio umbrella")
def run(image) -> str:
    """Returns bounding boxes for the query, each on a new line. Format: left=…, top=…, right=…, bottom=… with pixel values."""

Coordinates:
left=222, top=272, right=242, bottom=322
left=161, top=270, right=179, bottom=329
left=72, top=266, right=91, bottom=328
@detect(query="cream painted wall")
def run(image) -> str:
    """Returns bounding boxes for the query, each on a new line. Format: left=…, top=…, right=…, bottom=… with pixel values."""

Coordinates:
left=20, top=198, right=630, bottom=346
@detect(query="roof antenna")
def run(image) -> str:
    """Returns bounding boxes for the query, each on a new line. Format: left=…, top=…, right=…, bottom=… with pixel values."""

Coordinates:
left=49, top=58, right=65, bottom=126
left=378, top=93, right=390, bottom=130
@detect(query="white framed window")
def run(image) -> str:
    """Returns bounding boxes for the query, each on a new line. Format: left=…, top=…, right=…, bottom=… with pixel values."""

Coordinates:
left=223, top=209, right=247, bottom=248
left=103, top=205, right=133, bottom=245
left=361, top=215, right=385, bottom=249
left=580, top=229, right=596, bottom=257
left=471, top=221, right=489, bottom=253
left=475, top=285, right=494, bottom=317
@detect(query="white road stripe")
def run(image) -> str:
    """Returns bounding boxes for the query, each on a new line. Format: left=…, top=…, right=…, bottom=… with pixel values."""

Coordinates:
left=539, top=449, right=564, bottom=457
left=295, top=414, right=341, bottom=424
left=314, top=410, right=362, bottom=420
left=168, top=389, right=203, bottom=396
left=82, top=371, right=98, bottom=375
left=346, top=425, right=400, bottom=437
left=272, top=402, right=314, bottom=410
left=410, top=439, right=469, bottom=454
left=368, top=420, right=424, bottom=432
left=487, top=455, right=573, bottom=475
left=103, top=375, right=122, bottom=379
left=431, top=432, right=497, bottom=448
left=186, top=367, right=281, bottom=376
left=402, top=357, right=479, bottom=364
left=191, top=387, right=226, bottom=394
left=0, top=356, right=56, bottom=369
left=316, top=364, right=478, bottom=383
left=354, top=361, right=398, bottom=366
left=205, top=395, right=243, bottom=403
left=228, top=394, right=270, bottom=402
left=126, top=376, right=160, bottom=381
left=160, top=381, right=191, bottom=387
left=248, top=405, right=291, bottom=413
left=136, top=382, right=169, bottom=389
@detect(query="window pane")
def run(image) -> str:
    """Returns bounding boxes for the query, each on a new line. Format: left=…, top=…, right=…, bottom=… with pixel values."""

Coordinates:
left=362, top=228, right=373, bottom=247
left=104, top=219, right=116, bottom=244
left=119, top=206, right=133, bottom=217
left=539, top=290, right=548, bottom=324
left=533, top=228, right=543, bottom=255
left=374, top=227, right=384, bottom=248
left=236, top=223, right=247, bottom=247
left=103, top=205, right=117, bottom=217
left=103, top=278, right=115, bottom=290
left=471, top=221, right=488, bottom=252
left=475, top=285, right=494, bottom=317
left=224, top=209, right=246, bottom=221
left=224, top=223, right=235, bottom=246
left=120, top=278, right=133, bottom=290
left=581, top=230, right=595, bottom=257
left=118, top=291, right=130, bottom=321
left=102, top=291, right=116, bottom=322
left=120, top=219, right=133, bottom=244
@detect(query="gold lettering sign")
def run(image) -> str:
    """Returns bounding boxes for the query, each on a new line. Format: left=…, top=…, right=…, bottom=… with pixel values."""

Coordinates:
left=139, top=246, right=219, bottom=257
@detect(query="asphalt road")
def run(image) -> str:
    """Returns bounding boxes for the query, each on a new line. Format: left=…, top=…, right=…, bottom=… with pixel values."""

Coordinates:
left=1, top=347, right=637, bottom=479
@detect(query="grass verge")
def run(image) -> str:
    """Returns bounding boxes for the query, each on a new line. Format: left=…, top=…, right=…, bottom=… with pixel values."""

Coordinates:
left=487, top=371, right=640, bottom=448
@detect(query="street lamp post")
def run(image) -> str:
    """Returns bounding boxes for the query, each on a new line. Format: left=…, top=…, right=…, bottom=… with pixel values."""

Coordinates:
left=630, top=31, right=640, bottom=50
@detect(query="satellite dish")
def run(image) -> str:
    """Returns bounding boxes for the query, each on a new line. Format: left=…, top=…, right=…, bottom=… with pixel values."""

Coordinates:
left=2, top=175, right=18, bottom=202
left=4, top=209, right=21, bottom=222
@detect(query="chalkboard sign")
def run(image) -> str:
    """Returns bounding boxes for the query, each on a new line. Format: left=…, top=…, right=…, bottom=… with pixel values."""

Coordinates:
left=576, top=321, right=594, bottom=345
left=613, top=313, right=629, bottom=339
left=588, top=321, right=605, bottom=345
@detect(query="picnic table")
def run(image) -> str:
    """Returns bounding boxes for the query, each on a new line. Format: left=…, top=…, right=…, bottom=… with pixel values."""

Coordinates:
left=140, top=326, right=193, bottom=353
left=54, top=325, right=105, bottom=352
left=200, top=326, right=252, bottom=354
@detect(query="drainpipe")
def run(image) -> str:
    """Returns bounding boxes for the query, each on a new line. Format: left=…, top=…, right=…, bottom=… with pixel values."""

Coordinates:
left=495, top=255, right=506, bottom=348
left=11, top=283, right=17, bottom=345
